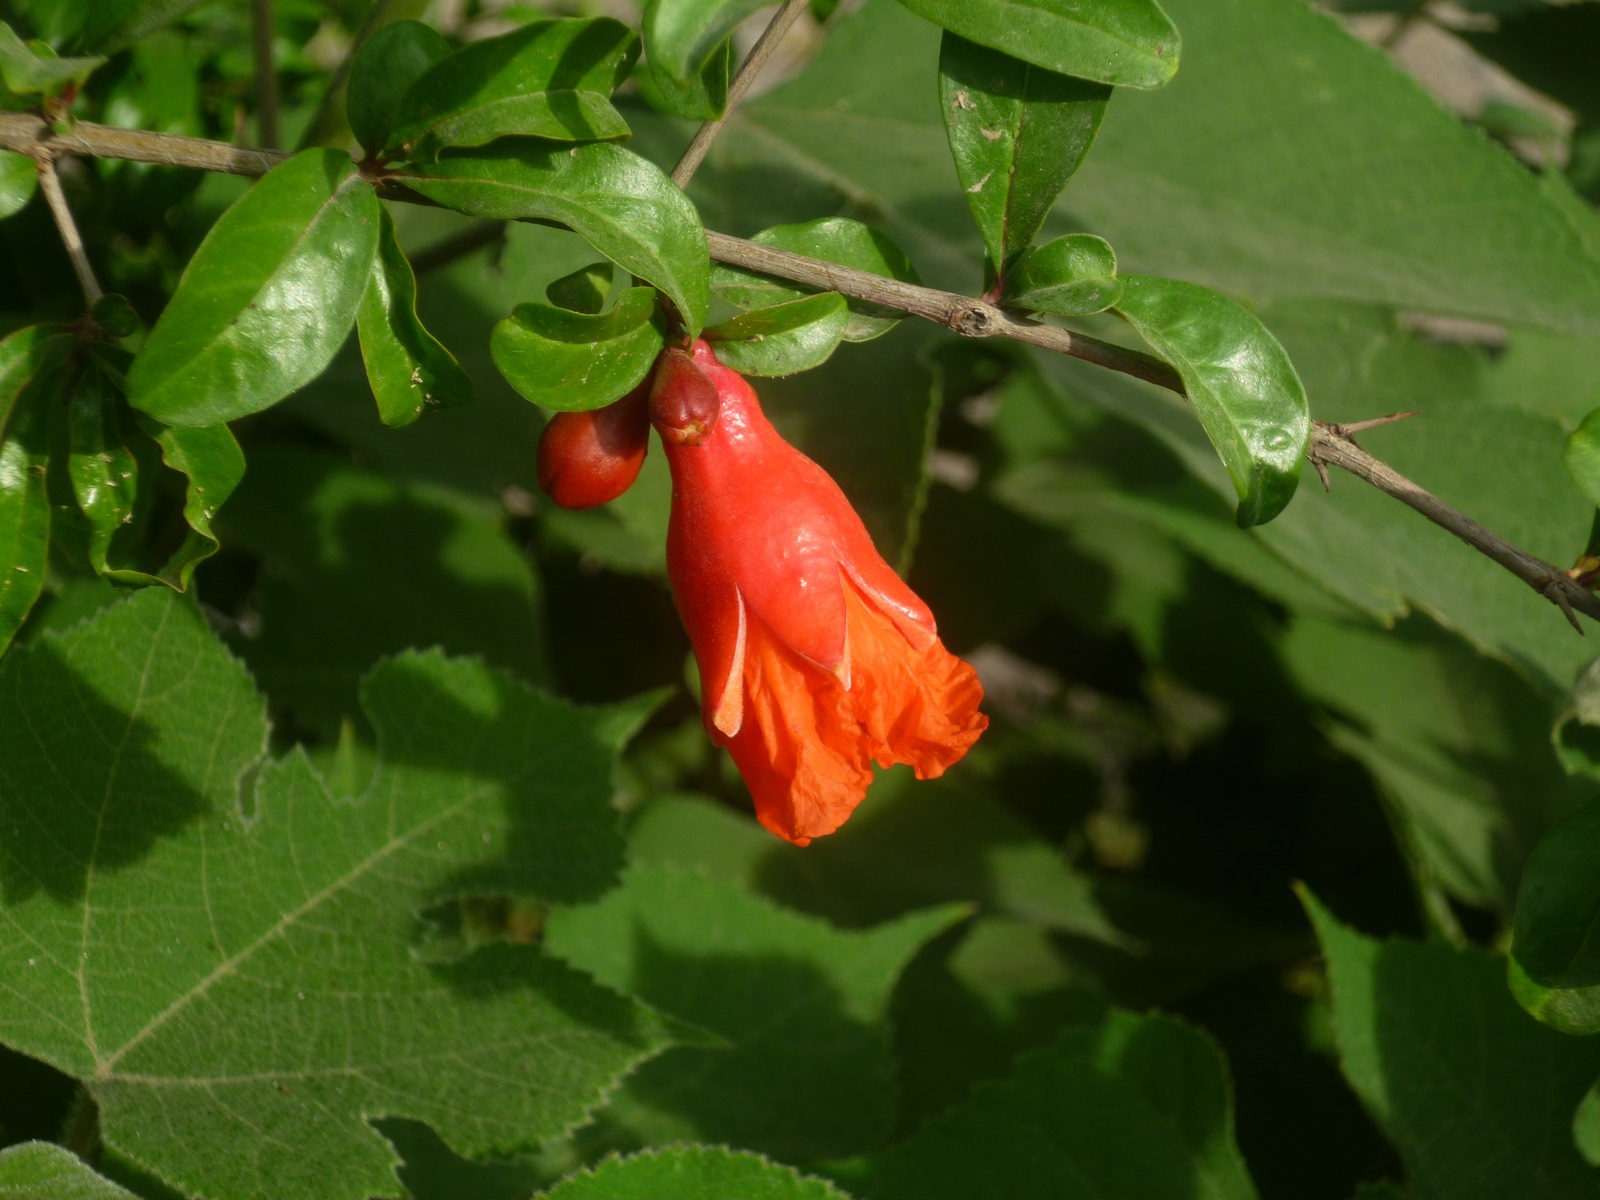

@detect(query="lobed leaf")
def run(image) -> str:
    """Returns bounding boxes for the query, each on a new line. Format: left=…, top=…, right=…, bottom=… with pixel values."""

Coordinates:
left=127, top=148, right=381, bottom=426
left=0, top=1142, right=140, bottom=1199
left=408, top=143, right=708, bottom=335
left=1509, top=800, right=1600, bottom=1035
left=388, top=19, right=638, bottom=159
left=492, top=287, right=664, bottom=412
left=711, top=218, right=919, bottom=343
left=1113, top=275, right=1309, bottom=527
left=0, top=591, right=680, bottom=1200
left=1304, top=890, right=1600, bottom=1200
left=1005, top=233, right=1120, bottom=316
left=357, top=207, right=475, bottom=428
left=938, top=34, right=1109, bottom=276
left=540, top=1147, right=854, bottom=1200
left=347, top=20, right=451, bottom=156
left=895, top=0, right=1179, bottom=89
left=831, top=1010, right=1259, bottom=1200
left=706, top=292, right=849, bottom=377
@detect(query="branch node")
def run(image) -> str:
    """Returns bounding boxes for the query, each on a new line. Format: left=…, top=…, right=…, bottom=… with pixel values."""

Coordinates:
left=1312, top=458, right=1332, bottom=492
left=1542, top=578, right=1585, bottom=635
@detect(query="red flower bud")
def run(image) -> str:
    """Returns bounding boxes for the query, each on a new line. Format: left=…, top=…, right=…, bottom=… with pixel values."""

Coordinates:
left=649, top=347, right=721, bottom=446
left=661, top=340, right=987, bottom=845
left=535, top=382, right=650, bottom=510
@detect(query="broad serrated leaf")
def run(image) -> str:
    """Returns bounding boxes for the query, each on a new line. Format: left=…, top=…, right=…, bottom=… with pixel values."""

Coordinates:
left=830, top=1011, right=1258, bottom=1200
left=389, top=19, right=638, bottom=159
left=0, top=1143, right=139, bottom=1200
left=0, top=590, right=680, bottom=1200
left=1005, top=233, right=1119, bottom=316
left=642, top=0, right=766, bottom=101
left=407, top=144, right=708, bottom=336
left=1510, top=801, right=1600, bottom=1034
left=896, top=0, right=1178, bottom=89
left=1303, top=890, right=1600, bottom=1200
left=548, top=261, right=614, bottom=314
left=938, top=34, right=1109, bottom=276
left=0, top=21, right=103, bottom=94
left=357, top=206, right=474, bottom=427
left=0, top=324, right=72, bottom=654
left=710, top=218, right=919, bottom=343
left=218, top=446, right=548, bottom=739
left=0, top=148, right=35, bottom=219
left=541, top=1147, right=854, bottom=1200
left=545, top=867, right=965, bottom=1160
left=492, top=287, right=664, bottom=412
left=628, top=773, right=1127, bottom=944
left=128, top=148, right=380, bottom=426
left=1567, top=406, right=1600, bottom=507
left=706, top=292, right=848, bottom=377
left=347, top=20, right=450, bottom=155
left=1113, top=275, right=1309, bottom=527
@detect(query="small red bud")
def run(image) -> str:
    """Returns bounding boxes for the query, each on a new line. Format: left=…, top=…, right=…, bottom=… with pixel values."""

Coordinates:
left=535, top=383, right=650, bottom=510
left=649, top=348, right=721, bottom=446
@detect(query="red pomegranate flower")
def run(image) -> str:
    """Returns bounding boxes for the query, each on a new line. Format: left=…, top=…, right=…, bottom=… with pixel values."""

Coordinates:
left=651, top=341, right=987, bottom=845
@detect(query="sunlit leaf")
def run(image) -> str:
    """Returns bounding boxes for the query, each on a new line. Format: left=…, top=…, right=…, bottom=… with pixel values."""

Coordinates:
left=706, top=292, right=848, bottom=376
left=127, top=149, right=381, bottom=426
left=492, top=287, right=664, bottom=412
left=1005, top=233, right=1119, bottom=316
left=347, top=20, right=450, bottom=155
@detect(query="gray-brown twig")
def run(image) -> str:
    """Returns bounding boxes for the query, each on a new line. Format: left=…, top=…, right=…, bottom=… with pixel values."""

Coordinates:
left=671, top=0, right=813, bottom=189
left=0, top=109, right=1591, bottom=631
left=33, top=156, right=102, bottom=306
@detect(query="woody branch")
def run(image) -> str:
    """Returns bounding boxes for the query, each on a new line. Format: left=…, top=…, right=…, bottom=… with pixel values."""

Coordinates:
left=0, top=109, right=1594, bottom=630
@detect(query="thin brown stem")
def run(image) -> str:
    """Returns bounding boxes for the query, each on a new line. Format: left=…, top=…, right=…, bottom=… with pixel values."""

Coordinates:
left=251, top=0, right=280, bottom=150
left=671, top=0, right=811, bottom=189
left=35, top=156, right=102, bottom=306
left=0, top=111, right=1591, bottom=631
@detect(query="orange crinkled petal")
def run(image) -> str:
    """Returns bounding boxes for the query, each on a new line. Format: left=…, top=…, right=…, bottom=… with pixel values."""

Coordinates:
left=720, top=577, right=987, bottom=845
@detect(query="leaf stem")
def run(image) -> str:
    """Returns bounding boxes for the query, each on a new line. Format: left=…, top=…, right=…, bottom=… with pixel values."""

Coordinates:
left=35, top=155, right=102, bottom=306
left=671, top=0, right=812, bottom=189
left=1, top=110, right=1593, bottom=631
left=251, top=0, right=280, bottom=150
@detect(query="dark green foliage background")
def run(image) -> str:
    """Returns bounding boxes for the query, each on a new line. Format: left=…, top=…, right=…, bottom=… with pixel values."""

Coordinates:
left=3, top=0, right=1600, bottom=1198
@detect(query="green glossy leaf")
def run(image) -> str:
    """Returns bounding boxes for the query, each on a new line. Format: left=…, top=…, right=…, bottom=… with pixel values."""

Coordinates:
left=143, top=417, right=244, bottom=590
left=1578, top=1082, right=1600, bottom=1169
left=642, top=34, right=732, bottom=121
left=492, top=287, right=664, bottom=412
left=357, top=207, right=474, bottom=428
left=1304, top=890, right=1600, bottom=1200
left=0, top=325, right=72, bottom=655
left=643, top=0, right=766, bottom=99
left=0, top=148, right=35, bottom=219
left=548, top=261, right=613, bottom=314
left=1113, top=275, right=1309, bottom=527
left=347, top=20, right=450, bottom=155
left=710, top=218, right=919, bottom=342
left=0, top=21, right=103, bottom=94
left=128, top=148, right=381, bottom=426
left=0, top=1143, right=140, bottom=1200
left=389, top=19, right=638, bottom=159
left=541, top=1148, right=853, bottom=1200
left=1005, top=234, right=1119, bottom=316
left=938, top=34, right=1109, bottom=275
left=88, top=294, right=138, bottom=338
left=831, top=1011, right=1258, bottom=1200
left=0, top=590, right=681, bottom=1200
left=63, top=359, right=140, bottom=581
left=706, top=292, right=848, bottom=377
left=408, top=143, right=708, bottom=336
left=1509, top=801, right=1600, bottom=1034
left=545, top=867, right=964, bottom=1160
left=896, top=0, right=1178, bottom=89
left=218, top=446, right=548, bottom=739
left=1567, top=406, right=1600, bottom=508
